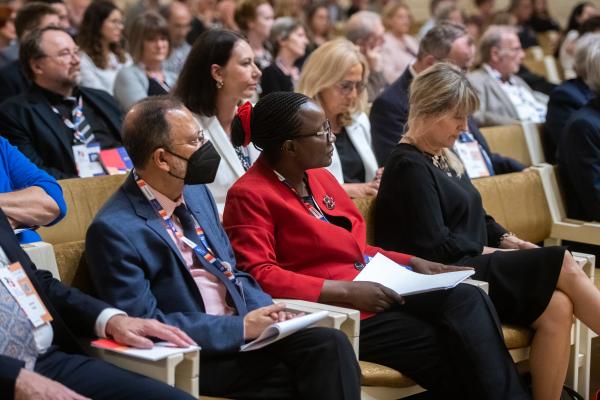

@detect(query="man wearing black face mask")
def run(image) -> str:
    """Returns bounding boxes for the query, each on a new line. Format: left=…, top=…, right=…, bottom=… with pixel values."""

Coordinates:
left=84, top=96, right=362, bottom=400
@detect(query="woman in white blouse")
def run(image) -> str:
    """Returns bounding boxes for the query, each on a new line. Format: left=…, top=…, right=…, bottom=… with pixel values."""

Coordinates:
left=380, top=1, right=418, bottom=84
left=77, top=0, right=131, bottom=94
left=173, top=29, right=262, bottom=213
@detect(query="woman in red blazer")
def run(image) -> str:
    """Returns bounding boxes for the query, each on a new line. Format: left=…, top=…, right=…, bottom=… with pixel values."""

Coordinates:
left=222, top=92, right=529, bottom=400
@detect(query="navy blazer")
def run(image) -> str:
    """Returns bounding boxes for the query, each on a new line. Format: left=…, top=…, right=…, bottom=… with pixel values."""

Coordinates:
left=546, top=78, right=594, bottom=161
left=85, top=174, right=273, bottom=355
left=370, top=67, right=524, bottom=173
left=0, top=85, right=123, bottom=179
left=0, top=208, right=108, bottom=398
left=0, top=60, right=29, bottom=104
left=559, top=97, right=600, bottom=221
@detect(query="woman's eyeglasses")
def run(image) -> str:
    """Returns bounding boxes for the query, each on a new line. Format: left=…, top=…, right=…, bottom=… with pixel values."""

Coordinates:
left=293, top=120, right=334, bottom=142
left=336, top=80, right=366, bottom=95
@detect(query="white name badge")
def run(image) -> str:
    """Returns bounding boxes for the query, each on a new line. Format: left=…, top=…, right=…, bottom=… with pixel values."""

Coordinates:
left=72, top=143, right=105, bottom=178
left=0, top=262, right=52, bottom=327
left=454, top=141, right=491, bottom=179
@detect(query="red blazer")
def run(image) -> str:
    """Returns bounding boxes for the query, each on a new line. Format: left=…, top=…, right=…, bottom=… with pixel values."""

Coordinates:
left=223, top=156, right=413, bottom=307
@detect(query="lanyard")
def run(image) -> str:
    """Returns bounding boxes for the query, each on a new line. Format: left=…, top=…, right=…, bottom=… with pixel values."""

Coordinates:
left=273, top=170, right=329, bottom=222
left=51, top=97, right=94, bottom=145
left=133, top=171, right=239, bottom=284
left=457, top=132, right=495, bottom=176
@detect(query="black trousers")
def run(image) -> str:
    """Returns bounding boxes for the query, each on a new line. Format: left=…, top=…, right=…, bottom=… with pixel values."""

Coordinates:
left=360, top=284, right=531, bottom=400
left=199, top=327, right=361, bottom=400
left=34, top=347, right=195, bottom=399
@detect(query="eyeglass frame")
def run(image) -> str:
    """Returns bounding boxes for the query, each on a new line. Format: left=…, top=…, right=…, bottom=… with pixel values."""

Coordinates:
left=335, top=80, right=367, bottom=95
left=169, top=129, right=206, bottom=148
left=293, top=120, right=334, bottom=142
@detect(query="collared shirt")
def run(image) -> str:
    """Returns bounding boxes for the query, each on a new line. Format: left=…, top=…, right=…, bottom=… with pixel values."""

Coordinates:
left=35, top=84, right=121, bottom=149
left=0, top=246, right=123, bottom=356
left=483, top=64, right=546, bottom=123
left=146, top=184, right=234, bottom=316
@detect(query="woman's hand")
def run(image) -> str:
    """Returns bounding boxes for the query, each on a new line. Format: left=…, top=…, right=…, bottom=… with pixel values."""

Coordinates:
left=499, top=234, right=538, bottom=250
left=342, top=182, right=379, bottom=198
left=409, top=257, right=474, bottom=275
left=320, top=280, right=404, bottom=313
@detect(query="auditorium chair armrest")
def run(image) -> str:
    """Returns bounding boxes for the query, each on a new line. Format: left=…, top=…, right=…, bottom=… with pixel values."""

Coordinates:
left=464, top=278, right=489, bottom=294
left=20, top=241, right=60, bottom=279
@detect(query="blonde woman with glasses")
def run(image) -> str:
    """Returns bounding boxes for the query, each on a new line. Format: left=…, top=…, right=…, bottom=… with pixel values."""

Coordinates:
left=298, top=38, right=382, bottom=198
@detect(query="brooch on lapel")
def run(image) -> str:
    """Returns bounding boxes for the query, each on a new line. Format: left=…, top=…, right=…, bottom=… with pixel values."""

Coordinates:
left=323, top=195, right=335, bottom=210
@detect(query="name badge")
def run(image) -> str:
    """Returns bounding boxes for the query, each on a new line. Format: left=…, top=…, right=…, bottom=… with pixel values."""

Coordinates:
left=0, top=262, right=52, bottom=327
left=72, top=143, right=105, bottom=178
left=454, top=140, right=491, bottom=179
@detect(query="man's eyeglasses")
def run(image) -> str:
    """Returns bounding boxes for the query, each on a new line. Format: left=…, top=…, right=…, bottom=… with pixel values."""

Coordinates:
left=293, top=120, right=334, bottom=142
left=170, top=129, right=206, bottom=147
left=336, top=80, right=366, bottom=95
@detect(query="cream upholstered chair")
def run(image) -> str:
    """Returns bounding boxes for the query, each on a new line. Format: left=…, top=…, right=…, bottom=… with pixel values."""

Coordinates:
left=480, top=122, right=546, bottom=167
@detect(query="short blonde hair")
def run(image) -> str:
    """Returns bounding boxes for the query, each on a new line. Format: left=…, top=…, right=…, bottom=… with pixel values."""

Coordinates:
left=407, top=62, right=480, bottom=175
left=297, top=38, right=369, bottom=127
left=382, top=1, right=410, bottom=31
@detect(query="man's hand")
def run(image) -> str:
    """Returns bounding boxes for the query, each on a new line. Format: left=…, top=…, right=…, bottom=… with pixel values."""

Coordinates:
left=410, top=257, right=474, bottom=275
left=15, top=369, right=90, bottom=400
left=105, top=315, right=196, bottom=349
left=243, top=303, right=287, bottom=340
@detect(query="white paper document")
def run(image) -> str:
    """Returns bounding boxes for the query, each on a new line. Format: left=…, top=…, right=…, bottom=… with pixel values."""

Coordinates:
left=354, top=253, right=475, bottom=296
left=241, top=310, right=329, bottom=352
left=91, top=339, right=200, bottom=361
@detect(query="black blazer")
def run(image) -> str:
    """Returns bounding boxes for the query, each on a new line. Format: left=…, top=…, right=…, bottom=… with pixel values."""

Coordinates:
left=370, top=67, right=524, bottom=173
left=0, top=60, right=29, bottom=104
left=0, top=208, right=108, bottom=398
left=0, top=85, right=123, bottom=179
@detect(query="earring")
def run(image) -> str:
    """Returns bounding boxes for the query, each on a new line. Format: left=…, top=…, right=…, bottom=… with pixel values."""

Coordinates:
left=216, top=80, right=224, bottom=89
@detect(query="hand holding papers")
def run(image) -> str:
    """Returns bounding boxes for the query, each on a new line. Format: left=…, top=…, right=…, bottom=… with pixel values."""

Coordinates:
left=354, top=253, right=475, bottom=296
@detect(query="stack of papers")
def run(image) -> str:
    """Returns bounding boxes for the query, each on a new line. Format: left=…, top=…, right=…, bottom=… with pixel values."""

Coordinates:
left=91, top=339, right=199, bottom=361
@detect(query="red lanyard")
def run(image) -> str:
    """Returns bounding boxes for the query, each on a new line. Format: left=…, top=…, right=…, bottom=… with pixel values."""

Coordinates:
left=273, top=170, right=329, bottom=222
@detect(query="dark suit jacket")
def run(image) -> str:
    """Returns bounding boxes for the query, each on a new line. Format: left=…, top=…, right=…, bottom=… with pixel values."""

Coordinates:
left=0, top=60, right=29, bottom=104
left=370, top=67, right=524, bottom=173
left=546, top=78, right=594, bottom=161
left=559, top=97, right=600, bottom=222
left=0, top=208, right=108, bottom=398
left=85, top=175, right=273, bottom=355
left=0, top=85, right=123, bottom=179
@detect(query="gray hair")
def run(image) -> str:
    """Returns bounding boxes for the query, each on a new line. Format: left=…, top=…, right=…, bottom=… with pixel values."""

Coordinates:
left=478, top=25, right=518, bottom=64
left=417, top=22, right=467, bottom=61
left=583, top=37, right=600, bottom=93
left=574, top=33, right=600, bottom=80
left=270, top=17, right=303, bottom=56
left=345, top=10, right=381, bottom=44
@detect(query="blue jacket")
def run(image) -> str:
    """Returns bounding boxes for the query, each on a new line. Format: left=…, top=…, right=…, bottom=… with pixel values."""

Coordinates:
left=85, top=174, right=272, bottom=354
left=559, top=97, right=600, bottom=221
left=0, top=137, right=66, bottom=242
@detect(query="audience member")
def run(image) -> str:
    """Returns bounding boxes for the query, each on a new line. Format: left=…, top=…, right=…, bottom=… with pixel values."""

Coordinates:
left=161, top=1, right=192, bottom=76
left=559, top=2, right=597, bottom=80
left=0, top=136, right=65, bottom=243
left=434, top=1, right=464, bottom=25
left=545, top=33, right=598, bottom=162
left=508, top=0, right=538, bottom=48
left=62, top=0, right=87, bottom=35
left=298, top=39, right=381, bottom=198
left=222, top=91, right=529, bottom=400
left=85, top=95, right=362, bottom=399
left=273, top=0, right=304, bottom=19
left=174, top=29, right=261, bottom=213
left=0, top=27, right=123, bottom=179
left=375, top=62, right=600, bottom=400
left=380, top=1, right=418, bottom=84
left=183, top=0, right=213, bottom=45
left=305, top=2, right=330, bottom=51
left=417, top=0, right=453, bottom=39
left=234, top=0, right=273, bottom=71
left=124, top=0, right=159, bottom=32
left=371, top=23, right=523, bottom=174
left=345, top=11, right=387, bottom=101
left=0, top=206, right=199, bottom=400
left=260, top=17, right=307, bottom=96
left=468, top=25, right=547, bottom=126
left=26, top=0, right=69, bottom=30
left=0, top=2, right=59, bottom=103
left=529, top=0, right=560, bottom=32
left=215, top=0, right=239, bottom=31
left=559, top=39, right=600, bottom=222
left=77, top=0, right=131, bottom=95
left=0, top=4, right=16, bottom=52
left=114, top=12, right=175, bottom=111
left=470, top=0, right=495, bottom=33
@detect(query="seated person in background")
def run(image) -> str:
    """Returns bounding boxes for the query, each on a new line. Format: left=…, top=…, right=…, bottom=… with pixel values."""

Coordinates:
left=85, top=96, right=362, bottom=400
left=379, top=1, right=418, bottom=85
left=114, top=11, right=176, bottom=111
left=374, top=62, right=600, bottom=400
left=298, top=39, right=381, bottom=198
left=0, top=136, right=65, bottom=243
left=0, top=27, right=123, bottom=179
left=345, top=11, right=387, bottom=102
left=0, top=206, right=198, bottom=400
left=508, top=0, right=538, bottom=49
left=223, top=91, right=530, bottom=400
left=559, top=39, right=600, bottom=222
left=161, top=1, right=192, bottom=76
left=468, top=25, right=548, bottom=127
left=545, top=33, right=598, bottom=163
left=77, top=0, right=132, bottom=95
left=559, top=2, right=597, bottom=80
left=528, top=0, right=560, bottom=32
left=234, top=0, right=274, bottom=71
left=371, top=23, right=524, bottom=173
left=0, top=2, right=61, bottom=104
left=260, top=17, right=308, bottom=97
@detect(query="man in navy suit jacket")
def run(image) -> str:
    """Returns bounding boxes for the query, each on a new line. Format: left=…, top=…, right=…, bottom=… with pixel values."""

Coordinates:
left=0, top=27, right=123, bottom=179
left=85, top=96, right=361, bottom=399
left=370, top=23, right=524, bottom=173
left=0, top=206, right=197, bottom=400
